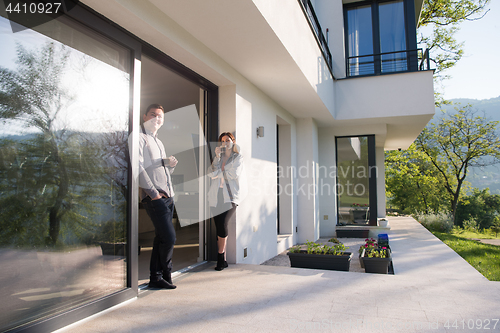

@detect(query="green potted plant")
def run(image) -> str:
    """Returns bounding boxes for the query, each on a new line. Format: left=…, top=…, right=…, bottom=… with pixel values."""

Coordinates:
left=287, top=240, right=353, bottom=271
left=358, top=238, right=377, bottom=268
left=361, top=246, right=392, bottom=274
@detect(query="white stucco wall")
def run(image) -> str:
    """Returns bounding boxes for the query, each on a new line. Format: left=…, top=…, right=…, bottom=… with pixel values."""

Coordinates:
left=296, top=118, right=320, bottom=243
left=318, top=128, right=338, bottom=238
left=253, top=0, right=336, bottom=118
left=277, top=119, right=294, bottom=236
left=233, top=81, right=298, bottom=265
left=335, top=71, right=435, bottom=120
left=313, top=0, right=346, bottom=79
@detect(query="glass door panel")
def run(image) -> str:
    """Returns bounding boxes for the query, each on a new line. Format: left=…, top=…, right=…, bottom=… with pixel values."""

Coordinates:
left=0, top=14, right=130, bottom=331
left=138, top=55, right=206, bottom=285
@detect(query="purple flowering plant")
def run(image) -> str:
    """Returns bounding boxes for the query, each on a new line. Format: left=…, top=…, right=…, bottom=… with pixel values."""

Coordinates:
left=358, top=238, right=377, bottom=255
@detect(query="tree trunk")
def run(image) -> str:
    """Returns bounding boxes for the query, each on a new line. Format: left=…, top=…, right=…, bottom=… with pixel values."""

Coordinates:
left=47, top=142, right=69, bottom=246
left=416, top=181, right=429, bottom=214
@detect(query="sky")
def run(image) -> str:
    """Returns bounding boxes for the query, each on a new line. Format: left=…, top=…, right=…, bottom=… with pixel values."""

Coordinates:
left=438, top=0, right=500, bottom=101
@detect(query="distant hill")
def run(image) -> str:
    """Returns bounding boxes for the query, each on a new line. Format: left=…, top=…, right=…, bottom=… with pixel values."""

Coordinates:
left=438, top=96, right=500, bottom=121
left=434, top=96, right=500, bottom=194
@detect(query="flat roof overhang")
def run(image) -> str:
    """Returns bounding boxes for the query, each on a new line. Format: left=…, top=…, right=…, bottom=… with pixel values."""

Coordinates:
left=332, top=70, right=435, bottom=150
left=80, top=0, right=335, bottom=123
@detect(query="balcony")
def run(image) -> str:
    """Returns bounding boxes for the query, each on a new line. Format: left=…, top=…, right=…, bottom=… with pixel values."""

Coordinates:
left=347, top=48, right=431, bottom=77
left=298, top=0, right=333, bottom=73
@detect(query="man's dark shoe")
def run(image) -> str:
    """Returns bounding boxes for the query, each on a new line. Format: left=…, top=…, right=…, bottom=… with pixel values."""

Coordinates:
left=162, top=272, right=175, bottom=286
left=148, top=278, right=176, bottom=289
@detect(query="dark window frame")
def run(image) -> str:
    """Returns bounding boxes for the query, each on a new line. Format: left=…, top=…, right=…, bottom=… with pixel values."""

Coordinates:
left=335, top=135, right=378, bottom=226
left=343, top=0, right=418, bottom=77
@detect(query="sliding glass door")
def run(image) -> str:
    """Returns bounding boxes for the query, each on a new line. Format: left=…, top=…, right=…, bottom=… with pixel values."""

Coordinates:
left=0, top=13, right=131, bottom=332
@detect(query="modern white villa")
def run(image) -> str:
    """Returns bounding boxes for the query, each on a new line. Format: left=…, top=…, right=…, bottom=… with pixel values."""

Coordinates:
left=0, top=0, right=434, bottom=331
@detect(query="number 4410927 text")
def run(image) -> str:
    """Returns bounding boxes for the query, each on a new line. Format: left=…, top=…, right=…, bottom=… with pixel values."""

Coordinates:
left=5, top=2, right=62, bottom=14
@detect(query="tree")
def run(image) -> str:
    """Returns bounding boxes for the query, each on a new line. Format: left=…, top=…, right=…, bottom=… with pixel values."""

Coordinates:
left=456, top=188, right=500, bottom=229
left=414, top=106, right=500, bottom=223
left=0, top=42, right=75, bottom=246
left=418, top=0, right=490, bottom=104
left=385, top=144, right=450, bottom=214
left=419, top=0, right=490, bottom=75
left=0, top=42, right=123, bottom=247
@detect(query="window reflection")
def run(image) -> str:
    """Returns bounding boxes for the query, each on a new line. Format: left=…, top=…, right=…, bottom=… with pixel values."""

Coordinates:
left=345, top=0, right=409, bottom=76
left=379, top=0, right=407, bottom=73
left=337, top=137, right=370, bottom=225
left=346, top=5, right=374, bottom=76
left=0, top=14, right=129, bottom=331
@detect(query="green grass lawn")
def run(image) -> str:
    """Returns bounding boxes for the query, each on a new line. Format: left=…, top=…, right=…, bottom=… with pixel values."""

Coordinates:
left=450, top=228, right=500, bottom=240
left=432, top=231, right=500, bottom=281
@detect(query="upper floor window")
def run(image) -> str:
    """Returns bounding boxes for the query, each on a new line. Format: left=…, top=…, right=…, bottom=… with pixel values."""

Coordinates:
left=345, top=0, right=415, bottom=76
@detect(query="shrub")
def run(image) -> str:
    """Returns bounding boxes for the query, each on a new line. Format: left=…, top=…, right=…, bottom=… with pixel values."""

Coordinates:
left=463, top=217, right=479, bottom=231
left=491, top=216, right=500, bottom=237
left=456, top=189, right=500, bottom=229
left=414, top=212, right=454, bottom=233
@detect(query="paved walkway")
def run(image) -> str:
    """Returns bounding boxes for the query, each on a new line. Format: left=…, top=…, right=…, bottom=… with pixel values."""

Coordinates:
left=470, top=238, right=500, bottom=246
left=61, top=217, right=500, bottom=333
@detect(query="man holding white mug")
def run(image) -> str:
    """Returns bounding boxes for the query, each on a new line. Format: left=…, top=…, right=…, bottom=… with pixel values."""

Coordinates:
left=139, top=104, right=178, bottom=289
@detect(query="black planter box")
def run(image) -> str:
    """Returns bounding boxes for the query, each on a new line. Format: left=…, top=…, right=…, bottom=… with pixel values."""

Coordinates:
left=99, top=242, right=127, bottom=256
left=361, top=249, right=392, bottom=274
left=336, top=229, right=369, bottom=238
left=287, top=251, right=352, bottom=271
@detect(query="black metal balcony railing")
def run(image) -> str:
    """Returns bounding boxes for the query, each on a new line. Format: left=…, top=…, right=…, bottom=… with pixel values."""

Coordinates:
left=299, top=0, right=333, bottom=71
left=347, top=48, right=431, bottom=77
left=419, top=48, right=431, bottom=71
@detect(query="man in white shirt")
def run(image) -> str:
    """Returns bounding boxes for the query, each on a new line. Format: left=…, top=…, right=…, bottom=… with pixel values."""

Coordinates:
left=139, top=104, right=178, bottom=289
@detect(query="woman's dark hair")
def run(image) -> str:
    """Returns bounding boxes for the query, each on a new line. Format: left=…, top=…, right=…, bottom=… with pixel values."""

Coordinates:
left=219, top=132, right=239, bottom=154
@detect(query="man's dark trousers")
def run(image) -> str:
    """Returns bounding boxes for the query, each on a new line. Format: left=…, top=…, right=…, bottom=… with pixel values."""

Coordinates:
left=142, top=196, right=176, bottom=280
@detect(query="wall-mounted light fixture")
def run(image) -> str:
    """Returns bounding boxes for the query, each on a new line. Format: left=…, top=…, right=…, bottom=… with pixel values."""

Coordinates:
left=257, top=126, right=264, bottom=138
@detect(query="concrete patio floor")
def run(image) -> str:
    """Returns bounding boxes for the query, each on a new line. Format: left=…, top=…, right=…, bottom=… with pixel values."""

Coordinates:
left=60, top=216, right=500, bottom=332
